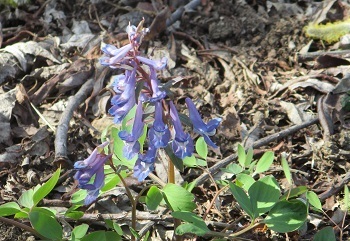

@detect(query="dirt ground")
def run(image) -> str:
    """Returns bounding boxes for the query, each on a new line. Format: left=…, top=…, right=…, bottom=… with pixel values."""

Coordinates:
left=1, top=0, right=350, bottom=240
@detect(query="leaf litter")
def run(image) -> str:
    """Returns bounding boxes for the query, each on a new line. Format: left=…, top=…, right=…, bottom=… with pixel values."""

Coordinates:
left=1, top=0, right=350, bottom=240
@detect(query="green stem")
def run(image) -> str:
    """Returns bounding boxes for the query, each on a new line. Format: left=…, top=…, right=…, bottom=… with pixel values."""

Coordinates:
left=0, top=216, right=46, bottom=240
left=167, top=157, right=182, bottom=241
left=117, top=173, right=136, bottom=241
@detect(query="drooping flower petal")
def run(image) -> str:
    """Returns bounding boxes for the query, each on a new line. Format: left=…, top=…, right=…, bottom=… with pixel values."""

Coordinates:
left=148, top=101, right=170, bottom=148
left=185, top=98, right=221, bottom=148
left=133, top=158, right=154, bottom=182
left=169, top=101, right=194, bottom=159
left=118, top=102, right=145, bottom=159
left=108, top=69, right=137, bottom=124
left=100, top=43, right=132, bottom=68
left=136, top=56, right=168, bottom=71
left=74, top=141, right=111, bottom=205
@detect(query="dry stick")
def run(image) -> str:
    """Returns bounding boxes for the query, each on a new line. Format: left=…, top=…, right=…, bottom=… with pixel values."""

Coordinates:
left=194, top=117, right=320, bottom=186
left=54, top=78, right=95, bottom=167
left=319, top=172, right=350, bottom=202
left=0, top=217, right=46, bottom=240
left=297, top=49, right=350, bottom=63
left=166, top=0, right=201, bottom=27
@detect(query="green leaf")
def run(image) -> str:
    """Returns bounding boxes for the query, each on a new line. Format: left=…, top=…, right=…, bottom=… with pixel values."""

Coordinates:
left=306, top=191, right=322, bottom=211
left=249, top=176, right=280, bottom=216
left=236, top=173, right=255, bottom=191
left=18, top=189, right=34, bottom=208
left=71, top=224, right=89, bottom=240
left=237, top=144, right=246, bottom=167
left=65, top=210, right=84, bottom=220
left=81, top=231, right=121, bottom=241
left=280, top=186, right=308, bottom=200
left=105, top=220, right=123, bottom=235
left=0, top=202, right=21, bottom=217
left=176, top=223, right=208, bottom=236
left=29, top=211, right=63, bottom=240
left=254, top=151, right=274, bottom=175
left=101, top=170, right=127, bottom=192
left=195, top=137, right=208, bottom=159
left=264, top=199, right=308, bottom=233
left=229, top=183, right=255, bottom=219
left=33, top=168, right=61, bottom=206
left=183, top=155, right=197, bottom=167
left=245, top=148, right=253, bottom=167
left=162, top=183, right=196, bottom=211
left=313, top=226, right=336, bottom=241
left=146, top=186, right=163, bottom=210
left=31, top=207, right=56, bottom=217
left=172, top=211, right=209, bottom=236
left=129, top=227, right=140, bottom=239
left=221, top=163, right=243, bottom=175
left=71, top=189, right=87, bottom=205
left=281, top=155, right=292, bottom=185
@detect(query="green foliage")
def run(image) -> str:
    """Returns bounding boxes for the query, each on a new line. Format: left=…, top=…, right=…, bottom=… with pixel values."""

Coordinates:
left=80, top=231, right=121, bottom=241
left=162, top=183, right=196, bottom=211
left=105, top=220, right=123, bottom=235
left=313, top=226, right=336, bottom=241
left=249, top=176, right=280, bottom=217
left=281, top=155, right=292, bottom=185
left=71, top=224, right=89, bottom=241
left=172, top=211, right=210, bottom=236
left=0, top=202, right=21, bottom=216
left=264, top=199, right=308, bottom=233
left=253, top=151, right=274, bottom=176
left=306, top=191, right=322, bottom=211
left=33, top=168, right=61, bottom=206
left=146, top=186, right=163, bottom=210
left=29, top=211, right=63, bottom=240
left=195, top=137, right=208, bottom=159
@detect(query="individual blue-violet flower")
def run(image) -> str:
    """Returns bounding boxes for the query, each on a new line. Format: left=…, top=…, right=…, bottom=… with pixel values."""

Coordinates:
left=118, top=102, right=145, bottom=159
left=185, top=98, right=221, bottom=148
left=169, top=101, right=194, bottom=159
left=136, top=56, right=168, bottom=71
left=99, top=43, right=132, bottom=68
left=134, top=144, right=157, bottom=181
left=148, top=101, right=170, bottom=148
left=74, top=141, right=111, bottom=205
left=149, top=67, right=166, bottom=102
left=109, top=68, right=137, bottom=124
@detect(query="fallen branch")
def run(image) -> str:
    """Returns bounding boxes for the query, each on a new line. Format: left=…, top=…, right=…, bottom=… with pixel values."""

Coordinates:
left=319, top=172, right=350, bottom=202
left=54, top=78, right=94, bottom=167
left=166, top=0, right=201, bottom=27
left=194, top=118, right=320, bottom=186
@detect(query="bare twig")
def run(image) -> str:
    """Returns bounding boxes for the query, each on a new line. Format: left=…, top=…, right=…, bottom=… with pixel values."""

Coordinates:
left=54, top=78, right=94, bottom=167
left=319, top=172, right=350, bottom=201
left=194, top=118, right=320, bottom=186
left=0, top=217, right=46, bottom=240
left=297, top=50, right=350, bottom=63
left=166, top=0, right=201, bottom=27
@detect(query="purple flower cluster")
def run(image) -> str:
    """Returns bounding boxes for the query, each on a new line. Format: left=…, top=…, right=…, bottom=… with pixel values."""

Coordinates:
left=99, top=22, right=221, bottom=182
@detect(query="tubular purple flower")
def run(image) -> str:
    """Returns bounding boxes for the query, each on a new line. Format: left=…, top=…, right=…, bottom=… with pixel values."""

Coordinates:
left=134, top=157, right=155, bottom=182
left=185, top=98, right=221, bottom=148
left=136, top=56, right=168, bottom=71
left=74, top=141, right=111, bottom=205
left=112, top=74, right=127, bottom=94
left=118, top=102, right=145, bottom=159
left=147, top=67, right=166, bottom=102
left=109, top=69, right=137, bottom=124
left=134, top=144, right=157, bottom=181
left=169, top=101, right=194, bottom=159
left=148, top=101, right=170, bottom=148
left=100, top=43, right=132, bottom=68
